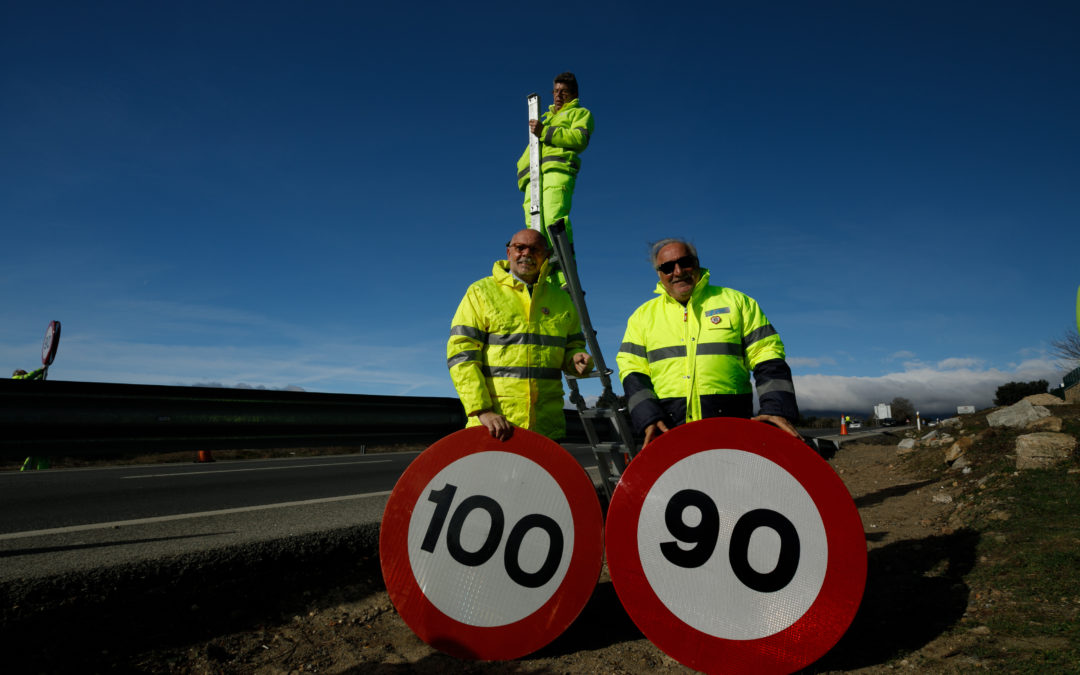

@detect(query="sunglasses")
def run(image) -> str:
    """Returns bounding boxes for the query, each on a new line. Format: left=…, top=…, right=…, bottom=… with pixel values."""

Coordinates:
left=656, top=255, right=697, bottom=274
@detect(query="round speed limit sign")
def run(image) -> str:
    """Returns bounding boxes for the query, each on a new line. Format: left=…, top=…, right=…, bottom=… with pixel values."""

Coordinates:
left=380, top=426, right=603, bottom=660
left=605, top=418, right=866, bottom=674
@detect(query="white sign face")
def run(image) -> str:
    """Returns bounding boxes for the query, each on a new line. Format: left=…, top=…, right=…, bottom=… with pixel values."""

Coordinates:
left=406, top=451, right=573, bottom=627
left=637, top=449, right=828, bottom=640
left=957, top=405, right=976, bottom=415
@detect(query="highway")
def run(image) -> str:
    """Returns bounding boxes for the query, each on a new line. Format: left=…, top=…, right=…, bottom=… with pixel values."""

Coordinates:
left=0, top=444, right=599, bottom=582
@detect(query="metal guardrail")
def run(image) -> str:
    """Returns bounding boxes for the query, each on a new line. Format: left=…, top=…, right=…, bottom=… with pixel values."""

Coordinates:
left=0, top=379, right=469, bottom=458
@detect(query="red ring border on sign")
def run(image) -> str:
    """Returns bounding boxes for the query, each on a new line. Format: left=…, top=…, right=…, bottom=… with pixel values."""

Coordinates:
left=42, top=320, right=60, bottom=367
left=605, top=417, right=866, bottom=674
left=380, top=426, right=604, bottom=661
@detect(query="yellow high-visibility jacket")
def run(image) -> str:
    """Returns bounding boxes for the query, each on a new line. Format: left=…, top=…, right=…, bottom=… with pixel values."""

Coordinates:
left=616, top=269, right=798, bottom=434
left=516, top=99, right=593, bottom=191
left=448, top=260, right=587, bottom=440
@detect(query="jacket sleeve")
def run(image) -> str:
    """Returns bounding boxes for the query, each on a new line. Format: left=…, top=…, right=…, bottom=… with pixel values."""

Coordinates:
left=617, top=309, right=672, bottom=434
left=739, top=295, right=798, bottom=422
left=447, top=287, right=492, bottom=417
left=560, top=306, right=589, bottom=374
left=542, top=106, right=593, bottom=153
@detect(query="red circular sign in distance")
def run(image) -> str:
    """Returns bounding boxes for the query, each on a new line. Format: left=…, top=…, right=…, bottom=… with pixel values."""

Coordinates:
left=42, top=320, right=60, bottom=366
left=605, top=417, right=866, bottom=674
left=380, top=426, right=603, bottom=660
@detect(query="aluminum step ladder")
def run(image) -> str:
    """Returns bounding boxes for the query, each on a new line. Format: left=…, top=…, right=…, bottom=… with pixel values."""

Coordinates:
left=527, top=93, right=638, bottom=498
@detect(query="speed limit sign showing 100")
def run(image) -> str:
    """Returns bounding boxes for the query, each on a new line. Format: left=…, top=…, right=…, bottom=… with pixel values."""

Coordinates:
left=606, top=418, right=866, bottom=674
left=380, top=426, right=603, bottom=661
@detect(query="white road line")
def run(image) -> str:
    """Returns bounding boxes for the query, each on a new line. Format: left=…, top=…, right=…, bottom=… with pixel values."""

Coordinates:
left=0, top=491, right=392, bottom=541
left=122, top=459, right=391, bottom=479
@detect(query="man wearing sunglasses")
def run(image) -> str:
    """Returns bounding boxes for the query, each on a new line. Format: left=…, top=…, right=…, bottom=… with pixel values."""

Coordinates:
left=515, top=72, right=593, bottom=249
left=616, top=238, right=800, bottom=446
left=447, top=229, right=594, bottom=441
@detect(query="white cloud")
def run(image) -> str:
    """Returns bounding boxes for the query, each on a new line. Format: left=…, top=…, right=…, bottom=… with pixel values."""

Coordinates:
left=888, top=350, right=917, bottom=360
left=936, top=357, right=984, bottom=370
left=792, top=358, right=1064, bottom=416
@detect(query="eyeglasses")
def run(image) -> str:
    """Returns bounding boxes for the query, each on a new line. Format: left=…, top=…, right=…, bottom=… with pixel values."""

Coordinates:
left=656, top=255, right=697, bottom=274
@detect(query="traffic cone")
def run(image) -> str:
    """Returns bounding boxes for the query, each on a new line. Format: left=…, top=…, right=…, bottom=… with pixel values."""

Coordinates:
left=840, top=416, right=848, bottom=436
left=196, top=450, right=215, bottom=463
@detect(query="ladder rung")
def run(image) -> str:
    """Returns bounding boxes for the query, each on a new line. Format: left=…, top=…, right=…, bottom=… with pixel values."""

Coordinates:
left=591, top=442, right=629, bottom=454
left=565, top=368, right=613, bottom=381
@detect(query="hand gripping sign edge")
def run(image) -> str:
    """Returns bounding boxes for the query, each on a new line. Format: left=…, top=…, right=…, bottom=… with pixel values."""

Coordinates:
left=380, top=426, right=604, bottom=661
left=605, top=417, right=867, bottom=674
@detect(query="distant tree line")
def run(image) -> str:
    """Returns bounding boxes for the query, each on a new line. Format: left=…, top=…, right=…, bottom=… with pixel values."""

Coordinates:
left=994, top=379, right=1049, bottom=407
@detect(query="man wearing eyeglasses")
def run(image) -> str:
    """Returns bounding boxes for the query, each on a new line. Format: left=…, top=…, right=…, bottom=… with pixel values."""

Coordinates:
left=515, top=72, right=593, bottom=246
left=616, top=238, right=800, bottom=447
left=448, top=229, right=594, bottom=441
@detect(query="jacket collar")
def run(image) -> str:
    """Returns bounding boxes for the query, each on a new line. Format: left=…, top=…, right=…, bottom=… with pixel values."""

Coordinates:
left=548, top=98, right=580, bottom=115
left=493, top=259, right=552, bottom=289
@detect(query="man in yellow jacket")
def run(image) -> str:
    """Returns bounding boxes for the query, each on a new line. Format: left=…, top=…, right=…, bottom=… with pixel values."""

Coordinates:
left=616, top=238, right=801, bottom=447
left=448, top=229, right=593, bottom=441
left=516, top=72, right=593, bottom=246
left=12, top=368, right=51, bottom=470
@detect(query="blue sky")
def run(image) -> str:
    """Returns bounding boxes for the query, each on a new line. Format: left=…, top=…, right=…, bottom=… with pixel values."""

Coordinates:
left=3, top=1, right=1078, bottom=418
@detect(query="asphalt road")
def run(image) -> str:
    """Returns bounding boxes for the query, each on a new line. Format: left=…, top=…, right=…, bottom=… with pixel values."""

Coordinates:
left=0, top=444, right=599, bottom=582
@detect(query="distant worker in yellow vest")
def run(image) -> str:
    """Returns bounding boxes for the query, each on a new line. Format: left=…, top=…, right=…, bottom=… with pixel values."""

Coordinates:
left=12, top=368, right=51, bottom=470
left=516, top=72, right=594, bottom=248
left=447, top=229, right=593, bottom=441
left=617, top=238, right=801, bottom=447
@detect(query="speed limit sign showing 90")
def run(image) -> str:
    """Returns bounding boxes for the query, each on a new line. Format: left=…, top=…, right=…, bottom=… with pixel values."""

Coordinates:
left=380, top=426, right=603, bottom=660
left=606, top=418, right=866, bottom=674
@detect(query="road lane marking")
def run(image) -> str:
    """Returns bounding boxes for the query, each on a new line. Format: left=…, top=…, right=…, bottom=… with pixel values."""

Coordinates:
left=0, top=491, right=392, bottom=541
left=122, top=459, right=392, bottom=479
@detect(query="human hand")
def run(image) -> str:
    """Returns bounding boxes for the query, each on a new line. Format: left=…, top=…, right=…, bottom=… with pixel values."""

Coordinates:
left=477, top=410, right=514, bottom=441
left=751, top=414, right=802, bottom=439
left=643, top=420, right=670, bottom=447
left=572, top=352, right=594, bottom=376
left=529, top=119, right=544, bottom=137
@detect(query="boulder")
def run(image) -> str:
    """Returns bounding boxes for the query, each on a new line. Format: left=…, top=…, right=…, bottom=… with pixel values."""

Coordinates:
left=945, top=436, right=974, bottom=464
left=1015, top=432, right=1077, bottom=470
left=897, top=438, right=917, bottom=454
left=1021, top=393, right=1067, bottom=406
left=1026, top=416, right=1063, bottom=432
left=921, top=430, right=939, bottom=441
left=987, top=400, right=1050, bottom=428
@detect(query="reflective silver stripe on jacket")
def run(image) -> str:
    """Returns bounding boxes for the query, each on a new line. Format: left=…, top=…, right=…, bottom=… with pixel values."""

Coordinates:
left=619, top=341, right=646, bottom=358
left=486, top=333, right=567, bottom=347
left=627, top=388, right=658, bottom=411
left=743, top=324, right=778, bottom=348
left=480, top=366, right=563, bottom=380
left=696, top=342, right=744, bottom=357
left=452, top=325, right=566, bottom=348
left=450, top=325, right=488, bottom=341
left=647, top=346, right=686, bottom=362
left=757, top=379, right=795, bottom=395
left=447, top=350, right=480, bottom=368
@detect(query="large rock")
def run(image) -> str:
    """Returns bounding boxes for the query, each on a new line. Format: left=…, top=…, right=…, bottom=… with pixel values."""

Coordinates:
left=987, top=400, right=1050, bottom=428
left=897, top=438, right=917, bottom=454
left=1021, top=393, right=1067, bottom=406
left=945, top=436, right=974, bottom=464
left=1015, top=432, right=1077, bottom=470
left=1027, top=416, right=1063, bottom=432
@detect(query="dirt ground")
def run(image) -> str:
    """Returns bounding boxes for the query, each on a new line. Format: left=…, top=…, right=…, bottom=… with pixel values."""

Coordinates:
left=121, top=437, right=981, bottom=674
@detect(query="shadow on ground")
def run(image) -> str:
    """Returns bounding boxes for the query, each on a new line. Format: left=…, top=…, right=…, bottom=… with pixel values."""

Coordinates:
left=808, top=528, right=980, bottom=671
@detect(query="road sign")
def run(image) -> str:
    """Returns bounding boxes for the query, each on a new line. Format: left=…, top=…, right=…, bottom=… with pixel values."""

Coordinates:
left=380, top=426, right=603, bottom=660
left=605, top=417, right=866, bottom=674
left=41, top=320, right=61, bottom=367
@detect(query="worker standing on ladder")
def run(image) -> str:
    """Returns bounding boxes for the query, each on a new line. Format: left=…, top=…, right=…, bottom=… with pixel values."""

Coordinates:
left=447, top=229, right=593, bottom=441
left=616, top=238, right=802, bottom=446
left=516, top=72, right=593, bottom=249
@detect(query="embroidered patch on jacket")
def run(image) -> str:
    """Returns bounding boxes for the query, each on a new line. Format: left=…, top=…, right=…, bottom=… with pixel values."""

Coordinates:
left=705, top=307, right=731, bottom=317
